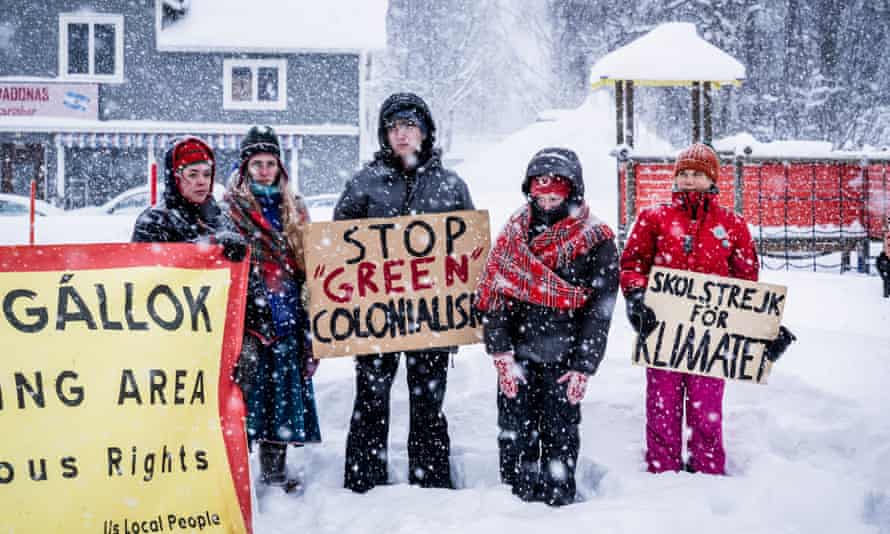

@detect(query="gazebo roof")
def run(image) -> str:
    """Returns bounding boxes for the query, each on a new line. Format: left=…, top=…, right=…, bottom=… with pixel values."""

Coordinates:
left=589, top=22, right=745, bottom=89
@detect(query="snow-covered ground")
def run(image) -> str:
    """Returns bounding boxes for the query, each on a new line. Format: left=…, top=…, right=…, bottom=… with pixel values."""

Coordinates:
left=3, top=93, right=889, bottom=533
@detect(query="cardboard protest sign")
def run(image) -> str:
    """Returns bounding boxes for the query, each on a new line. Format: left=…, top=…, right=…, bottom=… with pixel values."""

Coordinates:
left=632, top=267, right=788, bottom=384
left=0, top=243, right=252, bottom=534
left=305, top=210, right=490, bottom=358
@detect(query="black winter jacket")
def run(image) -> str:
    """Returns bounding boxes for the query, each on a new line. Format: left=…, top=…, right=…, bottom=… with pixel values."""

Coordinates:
left=132, top=139, right=232, bottom=244
left=333, top=152, right=474, bottom=219
left=482, top=238, right=619, bottom=375
left=131, top=199, right=232, bottom=244
left=878, top=252, right=890, bottom=281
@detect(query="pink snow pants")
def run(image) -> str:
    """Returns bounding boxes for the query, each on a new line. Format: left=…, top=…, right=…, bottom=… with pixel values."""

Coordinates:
left=645, top=368, right=725, bottom=475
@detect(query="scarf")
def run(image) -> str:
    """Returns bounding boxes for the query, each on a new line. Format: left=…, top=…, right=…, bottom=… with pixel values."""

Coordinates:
left=475, top=202, right=614, bottom=312
left=226, top=181, right=306, bottom=276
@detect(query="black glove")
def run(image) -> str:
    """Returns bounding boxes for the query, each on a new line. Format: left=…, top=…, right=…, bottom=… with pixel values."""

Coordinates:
left=625, top=289, right=658, bottom=338
left=216, top=231, right=247, bottom=262
left=233, top=336, right=260, bottom=391
left=764, top=325, right=796, bottom=363
left=301, top=336, right=320, bottom=379
left=877, top=252, right=890, bottom=281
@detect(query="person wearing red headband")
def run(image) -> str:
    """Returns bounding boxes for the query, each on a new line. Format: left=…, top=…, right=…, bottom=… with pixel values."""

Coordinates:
left=620, top=143, right=795, bottom=476
left=476, top=147, right=619, bottom=506
left=132, top=136, right=245, bottom=261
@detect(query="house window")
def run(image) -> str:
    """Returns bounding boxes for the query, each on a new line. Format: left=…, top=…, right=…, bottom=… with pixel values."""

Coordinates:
left=223, top=59, right=287, bottom=110
left=59, top=14, right=124, bottom=82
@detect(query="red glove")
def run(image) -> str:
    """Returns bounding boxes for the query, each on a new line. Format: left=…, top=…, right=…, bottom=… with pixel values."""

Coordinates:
left=492, top=352, right=524, bottom=399
left=557, top=371, right=588, bottom=405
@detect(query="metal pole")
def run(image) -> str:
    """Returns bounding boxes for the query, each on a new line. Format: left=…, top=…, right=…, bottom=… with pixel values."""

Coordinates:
left=617, top=157, right=625, bottom=248
left=626, top=159, right=637, bottom=242
left=150, top=162, right=158, bottom=207
left=840, top=163, right=848, bottom=272
left=29, top=179, right=36, bottom=245
left=703, top=81, right=713, bottom=144
left=691, top=81, right=701, bottom=143
left=147, top=136, right=156, bottom=206
left=291, top=136, right=301, bottom=193
left=733, top=154, right=744, bottom=215
left=626, top=81, right=635, bottom=149
left=615, top=81, right=625, bottom=146
left=55, top=134, right=66, bottom=208
left=783, top=162, right=790, bottom=271
left=859, top=159, right=870, bottom=273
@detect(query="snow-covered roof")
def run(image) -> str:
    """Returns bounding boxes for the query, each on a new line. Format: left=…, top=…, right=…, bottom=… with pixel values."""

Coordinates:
left=0, top=116, right=358, bottom=136
left=589, top=22, right=745, bottom=89
left=156, top=0, right=388, bottom=53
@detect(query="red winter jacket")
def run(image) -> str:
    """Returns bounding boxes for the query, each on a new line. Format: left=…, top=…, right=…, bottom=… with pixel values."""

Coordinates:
left=620, top=191, right=759, bottom=294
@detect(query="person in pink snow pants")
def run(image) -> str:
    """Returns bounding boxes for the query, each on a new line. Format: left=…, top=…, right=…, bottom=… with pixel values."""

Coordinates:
left=619, top=143, right=795, bottom=474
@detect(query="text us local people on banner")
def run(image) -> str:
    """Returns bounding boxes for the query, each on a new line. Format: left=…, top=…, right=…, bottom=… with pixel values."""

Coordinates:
left=632, top=267, right=788, bottom=384
left=0, top=243, right=252, bottom=534
left=305, top=210, right=491, bottom=358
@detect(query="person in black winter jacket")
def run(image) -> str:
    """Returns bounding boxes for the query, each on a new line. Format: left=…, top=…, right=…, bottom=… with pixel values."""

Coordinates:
left=335, top=92, right=474, bottom=493
left=878, top=225, right=890, bottom=298
left=132, top=136, right=246, bottom=261
left=475, top=148, right=619, bottom=506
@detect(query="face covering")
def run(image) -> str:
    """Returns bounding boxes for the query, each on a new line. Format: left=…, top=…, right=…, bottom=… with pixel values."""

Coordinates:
left=250, top=181, right=280, bottom=198
left=531, top=198, right=570, bottom=226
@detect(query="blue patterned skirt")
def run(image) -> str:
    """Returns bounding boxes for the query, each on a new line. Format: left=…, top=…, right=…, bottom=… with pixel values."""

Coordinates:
left=244, top=335, right=321, bottom=445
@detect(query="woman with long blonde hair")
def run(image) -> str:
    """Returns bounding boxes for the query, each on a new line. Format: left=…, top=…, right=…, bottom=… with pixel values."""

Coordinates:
left=227, top=125, right=320, bottom=494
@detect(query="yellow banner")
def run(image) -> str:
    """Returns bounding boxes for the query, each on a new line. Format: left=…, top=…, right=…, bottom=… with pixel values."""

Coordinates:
left=0, top=263, right=247, bottom=533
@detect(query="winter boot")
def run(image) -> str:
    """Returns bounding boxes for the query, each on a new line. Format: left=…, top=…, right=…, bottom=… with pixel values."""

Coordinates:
left=512, top=461, right=542, bottom=502
left=282, top=445, right=306, bottom=495
left=259, top=442, right=287, bottom=488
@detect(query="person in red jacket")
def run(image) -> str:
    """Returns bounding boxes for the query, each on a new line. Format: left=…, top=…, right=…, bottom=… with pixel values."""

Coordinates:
left=619, top=143, right=795, bottom=475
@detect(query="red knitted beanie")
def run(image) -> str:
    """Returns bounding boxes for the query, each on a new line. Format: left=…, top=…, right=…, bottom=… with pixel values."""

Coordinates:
left=173, top=138, right=214, bottom=172
left=674, top=143, right=720, bottom=183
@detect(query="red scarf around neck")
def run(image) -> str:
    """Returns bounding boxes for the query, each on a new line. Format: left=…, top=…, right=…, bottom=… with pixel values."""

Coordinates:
left=475, top=202, right=614, bottom=312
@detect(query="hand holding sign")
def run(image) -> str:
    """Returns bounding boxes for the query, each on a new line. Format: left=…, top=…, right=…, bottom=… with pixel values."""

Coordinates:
left=764, top=325, right=796, bottom=362
left=625, top=289, right=657, bottom=338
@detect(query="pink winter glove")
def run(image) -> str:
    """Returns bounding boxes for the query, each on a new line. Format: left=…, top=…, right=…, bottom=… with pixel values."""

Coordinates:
left=557, top=371, right=588, bottom=405
left=492, top=352, right=525, bottom=399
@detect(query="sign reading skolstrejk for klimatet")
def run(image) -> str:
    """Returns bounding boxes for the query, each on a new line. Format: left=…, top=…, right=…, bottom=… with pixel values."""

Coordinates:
left=631, top=267, right=788, bottom=385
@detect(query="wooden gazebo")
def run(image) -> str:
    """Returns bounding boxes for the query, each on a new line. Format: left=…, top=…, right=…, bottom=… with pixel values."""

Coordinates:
left=589, top=22, right=745, bottom=147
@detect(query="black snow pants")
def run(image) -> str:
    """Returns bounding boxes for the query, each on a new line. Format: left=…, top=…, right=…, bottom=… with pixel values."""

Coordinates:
left=344, top=350, right=453, bottom=493
left=498, top=359, right=580, bottom=506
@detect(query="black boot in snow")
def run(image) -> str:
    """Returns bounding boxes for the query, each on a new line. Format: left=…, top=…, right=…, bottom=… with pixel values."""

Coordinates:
left=259, top=442, right=288, bottom=488
left=512, top=461, right=543, bottom=502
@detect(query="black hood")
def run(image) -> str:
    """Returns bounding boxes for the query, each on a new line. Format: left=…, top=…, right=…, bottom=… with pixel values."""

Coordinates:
left=522, top=147, right=584, bottom=204
left=162, top=136, right=215, bottom=217
left=375, top=92, right=436, bottom=166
